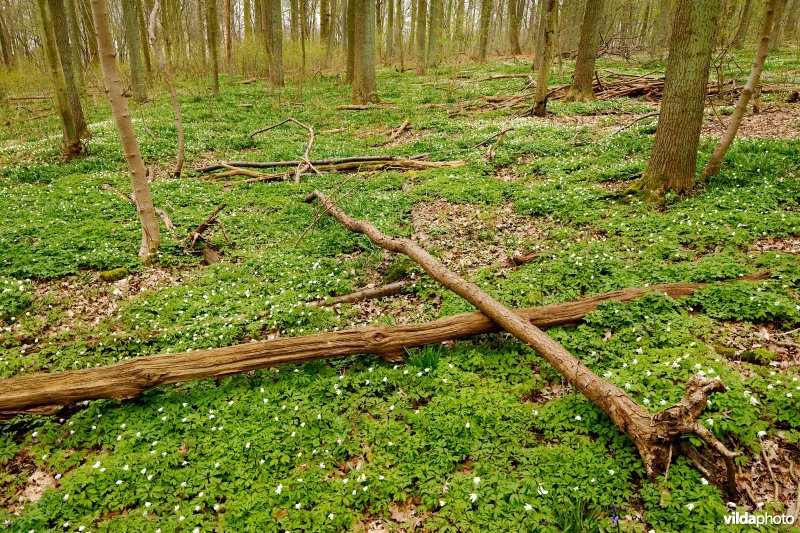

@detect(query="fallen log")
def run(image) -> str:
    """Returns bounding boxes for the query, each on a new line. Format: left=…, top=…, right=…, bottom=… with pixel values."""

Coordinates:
left=249, top=117, right=316, bottom=183
left=307, top=280, right=416, bottom=307
left=196, top=154, right=430, bottom=173
left=338, top=104, right=399, bottom=110
left=0, top=272, right=768, bottom=420
left=305, top=189, right=743, bottom=493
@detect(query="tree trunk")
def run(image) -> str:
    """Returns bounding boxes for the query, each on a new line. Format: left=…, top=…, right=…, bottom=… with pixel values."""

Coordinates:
left=353, top=0, right=377, bottom=102
left=0, top=6, right=13, bottom=67
left=0, top=274, right=763, bottom=418
left=206, top=0, right=220, bottom=96
left=385, top=0, right=394, bottom=61
left=244, top=0, right=253, bottom=39
left=651, top=0, right=671, bottom=55
left=64, top=0, right=84, bottom=85
left=321, top=0, right=331, bottom=43
left=732, top=0, right=752, bottom=48
left=300, top=0, right=307, bottom=72
left=307, top=190, right=743, bottom=485
left=427, top=0, right=438, bottom=66
left=269, top=0, right=284, bottom=87
left=148, top=0, right=185, bottom=177
left=477, top=0, right=491, bottom=61
left=37, top=0, right=82, bottom=157
left=636, top=0, right=722, bottom=200
left=89, top=0, right=160, bottom=261
left=508, top=0, right=522, bottom=54
left=225, top=0, right=232, bottom=81
left=346, top=0, right=356, bottom=81
left=702, top=0, right=777, bottom=180
left=395, top=0, right=404, bottom=66
left=768, top=0, right=789, bottom=48
left=121, top=0, right=147, bottom=102
left=786, top=0, right=800, bottom=39
left=325, top=0, right=336, bottom=67
left=566, top=0, right=604, bottom=101
left=531, top=0, right=557, bottom=116
left=291, top=0, right=299, bottom=41
left=48, top=0, right=89, bottom=139
left=415, top=0, right=427, bottom=73
left=135, top=0, right=152, bottom=75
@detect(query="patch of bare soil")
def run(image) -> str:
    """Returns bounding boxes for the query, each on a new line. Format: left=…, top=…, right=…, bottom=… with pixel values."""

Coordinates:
left=706, top=322, right=799, bottom=371
left=358, top=499, right=429, bottom=532
left=739, top=438, right=800, bottom=514
left=410, top=200, right=548, bottom=274
left=750, top=235, right=800, bottom=255
left=702, top=106, right=800, bottom=139
left=1, top=447, right=58, bottom=515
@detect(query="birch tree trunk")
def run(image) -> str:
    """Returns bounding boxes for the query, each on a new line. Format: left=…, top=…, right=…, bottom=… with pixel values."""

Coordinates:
left=566, top=0, right=604, bottom=101
left=90, top=0, right=160, bottom=261
left=636, top=0, right=722, bottom=200
left=702, top=0, right=777, bottom=180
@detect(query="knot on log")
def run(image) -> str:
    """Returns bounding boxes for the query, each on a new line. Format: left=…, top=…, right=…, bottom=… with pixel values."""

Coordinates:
left=654, top=375, right=726, bottom=439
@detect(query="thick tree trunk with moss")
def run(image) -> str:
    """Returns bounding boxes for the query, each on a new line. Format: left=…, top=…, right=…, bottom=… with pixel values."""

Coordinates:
left=703, top=0, right=777, bottom=180
left=637, top=0, right=721, bottom=200
left=531, top=0, right=557, bottom=116
left=89, top=0, right=160, bottom=261
left=121, top=0, right=147, bottom=102
left=352, top=0, right=377, bottom=103
left=415, top=0, right=427, bottom=73
left=566, top=0, right=604, bottom=101
left=206, top=0, right=220, bottom=96
left=477, top=0, right=491, bottom=62
left=48, top=0, right=89, bottom=139
left=37, top=0, right=82, bottom=157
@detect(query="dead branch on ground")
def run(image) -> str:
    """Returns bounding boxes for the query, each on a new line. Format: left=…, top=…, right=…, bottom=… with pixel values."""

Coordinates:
left=250, top=117, right=315, bottom=183
left=307, top=280, right=416, bottom=307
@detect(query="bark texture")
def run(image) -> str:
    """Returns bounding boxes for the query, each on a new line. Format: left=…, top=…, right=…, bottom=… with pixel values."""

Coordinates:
left=566, top=0, right=604, bottom=101
left=90, top=0, right=160, bottom=261
left=121, top=0, right=147, bottom=101
left=352, top=0, right=377, bottom=103
left=415, top=0, right=427, bottom=73
left=531, top=0, right=557, bottom=116
left=206, top=0, right=220, bottom=96
left=477, top=0, right=491, bottom=62
left=637, top=0, right=722, bottom=200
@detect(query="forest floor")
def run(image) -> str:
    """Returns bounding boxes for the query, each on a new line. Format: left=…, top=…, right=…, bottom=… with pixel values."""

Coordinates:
left=1, top=51, right=800, bottom=532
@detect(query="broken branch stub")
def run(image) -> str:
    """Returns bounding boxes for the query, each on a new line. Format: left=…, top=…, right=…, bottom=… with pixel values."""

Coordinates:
left=305, top=189, right=742, bottom=488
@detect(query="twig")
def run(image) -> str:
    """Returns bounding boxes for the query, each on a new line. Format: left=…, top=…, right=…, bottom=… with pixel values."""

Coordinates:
left=307, top=280, right=415, bottom=307
left=610, top=112, right=659, bottom=136
left=337, top=104, right=399, bottom=110
left=471, top=127, right=514, bottom=148
left=389, top=118, right=410, bottom=141
left=197, top=154, right=429, bottom=173
left=249, top=117, right=315, bottom=183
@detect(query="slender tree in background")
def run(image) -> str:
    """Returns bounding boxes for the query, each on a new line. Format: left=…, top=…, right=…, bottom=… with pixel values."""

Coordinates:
left=566, top=0, right=604, bottom=101
left=427, top=0, right=438, bottom=67
left=244, top=0, right=253, bottom=39
left=269, top=0, right=284, bottom=87
left=37, top=0, right=81, bottom=157
left=703, top=0, right=777, bottom=180
left=732, top=0, right=753, bottom=48
left=416, top=0, right=427, bottom=73
left=149, top=0, right=185, bottom=177
left=637, top=0, right=722, bottom=200
left=768, top=0, right=789, bottom=48
left=385, top=0, right=394, bottom=62
left=346, top=0, right=355, bottom=81
left=352, top=0, right=377, bottom=103
left=508, top=0, right=522, bottom=55
left=206, top=0, right=220, bottom=96
left=135, top=0, right=152, bottom=76
left=531, top=0, right=557, bottom=116
left=64, top=0, right=83, bottom=86
left=48, top=0, right=88, bottom=139
left=325, top=0, right=336, bottom=67
left=394, top=0, right=403, bottom=68
left=89, top=0, right=160, bottom=260
left=786, top=0, right=800, bottom=39
left=0, top=2, right=13, bottom=67
left=225, top=0, right=232, bottom=82
left=121, top=0, right=147, bottom=101
left=477, top=0, right=491, bottom=62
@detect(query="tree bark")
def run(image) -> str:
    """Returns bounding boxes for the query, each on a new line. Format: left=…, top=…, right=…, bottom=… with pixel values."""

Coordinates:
left=37, top=0, right=82, bottom=157
left=206, top=0, right=220, bottom=96
left=225, top=0, right=232, bottom=81
left=508, top=0, right=522, bottom=54
left=325, top=0, right=336, bottom=67
left=566, top=0, right=604, bottom=101
left=531, top=0, right=557, bottom=116
left=703, top=0, right=777, bottom=181
left=346, top=0, right=356, bottom=82
left=385, top=0, right=395, bottom=61
left=0, top=4, right=14, bottom=67
left=477, top=0, right=491, bottom=62
left=768, top=0, right=789, bottom=48
left=427, top=0, right=438, bottom=66
left=64, top=0, right=84, bottom=86
left=90, top=0, right=160, bottom=261
left=148, top=0, right=185, bottom=177
left=352, top=0, right=378, bottom=103
left=48, top=0, right=89, bottom=139
left=415, top=0, right=427, bottom=73
left=786, top=0, right=800, bottom=39
left=0, top=273, right=765, bottom=419
left=121, top=0, right=147, bottom=102
left=732, top=0, right=753, bottom=48
left=306, top=190, right=743, bottom=485
left=321, top=0, right=331, bottom=43
left=245, top=0, right=253, bottom=39
left=269, top=0, right=284, bottom=87
left=136, top=0, right=152, bottom=75
left=636, top=0, right=722, bottom=201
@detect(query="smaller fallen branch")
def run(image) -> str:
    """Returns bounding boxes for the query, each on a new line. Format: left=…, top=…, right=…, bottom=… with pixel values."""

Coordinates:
left=610, top=112, right=659, bottom=136
left=182, top=203, right=227, bottom=250
left=337, top=104, right=399, bottom=110
left=308, top=280, right=415, bottom=307
left=474, top=74, right=532, bottom=82
left=196, top=154, right=429, bottom=173
left=250, top=117, right=315, bottom=183
left=509, top=250, right=541, bottom=266
left=238, top=77, right=259, bottom=85
left=320, top=127, right=348, bottom=134
left=388, top=118, right=410, bottom=141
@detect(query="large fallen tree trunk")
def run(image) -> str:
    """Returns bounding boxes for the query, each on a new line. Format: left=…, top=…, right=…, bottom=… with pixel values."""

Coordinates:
left=0, top=272, right=766, bottom=421
left=305, top=190, right=743, bottom=490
